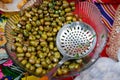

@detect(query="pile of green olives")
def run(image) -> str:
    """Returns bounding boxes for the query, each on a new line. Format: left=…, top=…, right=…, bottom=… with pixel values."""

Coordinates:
left=12, top=0, right=83, bottom=77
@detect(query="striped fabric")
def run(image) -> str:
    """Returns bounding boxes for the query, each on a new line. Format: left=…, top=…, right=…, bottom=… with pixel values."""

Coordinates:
left=88, top=0, right=120, bottom=3
left=87, top=0, right=119, bottom=32
left=95, top=3, right=116, bottom=31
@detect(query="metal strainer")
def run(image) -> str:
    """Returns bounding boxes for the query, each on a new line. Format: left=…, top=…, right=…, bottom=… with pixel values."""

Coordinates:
left=56, top=21, right=96, bottom=58
left=40, top=21, right=97, bottom=80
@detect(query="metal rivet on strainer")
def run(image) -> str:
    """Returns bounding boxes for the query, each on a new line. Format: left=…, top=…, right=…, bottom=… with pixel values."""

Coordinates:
left=56, top=21, right=97, bottom=58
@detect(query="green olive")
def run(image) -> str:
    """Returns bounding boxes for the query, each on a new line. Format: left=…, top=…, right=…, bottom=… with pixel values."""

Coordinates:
left=41, top=33, right=47, bottom=40
left=57, top=68, right=62, bottom=76
left=29, top=35, right=36, bottom=40
left=42, top=69, right=47, bottom=75
left=26, top=63, right=31, bottom=69
left=38, top=9, right=43, bottom=14
left=48, top=64, right=53, bottom=70
left=53, top=57, right=59, bottom=63
left=65, top=8, right=71, bottom=13
left=17, top=57, right=23, bottom=62
left=36, top=20, right=41, bottom=26
left=40, top=41, right=47, bottom=47
left=26, top=23, right=31, bottom=31
left=31, top=21, right=36, bottom=27
left=62, top=68, right=69, bottom=75
left=17, top=53, right=24, bottom=57
left=46, top=58, right=51, bottom=64
left=39, top=52, right=45, bottom=58
left=17, top=47, right=23, bottom=53
left=39, top=14, right=43, bottom=18
left=41, top=61, right=47, bottom=68
left=47, top=37, right=53, bottom=41
left=62, top=3, right=69, bottom=8
left=23, top=30, right=29, bottom=37
left=66, top=16, right=73, bottom=21
left=49, top=42, right=54, bottom=50
left=33, top=16, right=38, bottom=21
left=60, top=11, right=65, bottom=16
left=32, top=7, right=37, bottom=12
left=70, top=2, right=75, bottom=6
left=36, top=58, right=40, bottom=64
left=69, top=63, right=76, bottom=70
left=29, top=58, right=35, bottom=64
left=30, top=66, right=35, bottom=71
left=35, top=64, right=41, bottom=67
left=25, top=12, right=31, bottom=18
left=13, top=0, right=83, bottom=76
left=54, top=52, right=61, bottom=58
left=21, top=59, right=27, bottom=65
left=15, top=43, right=22, bottom=47
left=25, top=52, right=31, bottom=57
left=36, top=67, right=43, bottom=74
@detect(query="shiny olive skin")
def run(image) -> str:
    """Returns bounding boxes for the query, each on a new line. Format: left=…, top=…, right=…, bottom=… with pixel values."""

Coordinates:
left=12, top=0, right=83, bottom=77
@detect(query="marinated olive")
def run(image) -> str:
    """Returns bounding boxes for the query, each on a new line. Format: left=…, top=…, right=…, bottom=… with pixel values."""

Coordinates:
left=12, top=0, right=83, bottom=77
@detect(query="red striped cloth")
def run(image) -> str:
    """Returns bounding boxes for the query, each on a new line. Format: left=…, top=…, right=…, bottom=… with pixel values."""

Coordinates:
left=88, top=0, right=120, bottom=4
left=87, top=0, right=119, bottom=32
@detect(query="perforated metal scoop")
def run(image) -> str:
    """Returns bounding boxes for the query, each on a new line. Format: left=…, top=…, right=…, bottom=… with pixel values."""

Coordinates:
left=40, top=21, right=97, bottom=80
left=56, top=21, right=96, bottom=58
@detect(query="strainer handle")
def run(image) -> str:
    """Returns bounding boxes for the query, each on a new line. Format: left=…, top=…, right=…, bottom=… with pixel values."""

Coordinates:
left=39, top=56, right=70, bottom=80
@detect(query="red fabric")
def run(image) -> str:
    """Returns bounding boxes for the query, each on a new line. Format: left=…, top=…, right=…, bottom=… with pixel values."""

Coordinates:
left=96, top=0, right=120, bottom=3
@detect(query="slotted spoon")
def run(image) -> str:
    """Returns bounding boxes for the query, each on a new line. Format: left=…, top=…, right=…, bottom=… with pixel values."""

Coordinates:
left=40, top=21, right=97, bottom=80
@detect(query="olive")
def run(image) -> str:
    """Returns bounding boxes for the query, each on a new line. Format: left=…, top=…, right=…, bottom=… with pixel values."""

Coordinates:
left=42, top=69, right=47, bottom=75
left=25, top=52, right=31, bottom=57
left=41, top=33, right=47, bottom=40
left=36, top=20, right=41, bottom=26
left=21, top=59, right=27, bottom=65
left=35, top=64, right=41, bottom=67
left=13, top=0, right=83, bottom=76
left=66, top=16, right=73, bottom=21
left=39, top=52, right=45, bottom=58
left=62, top=3, right=69, bottom=8
left=17, top=47, right=23, bottom=53
left=41, top=61, right=47, bottom=68
left=70, top=2, right=75, bottom=7
left=57, top=68, right=62, bottom=76
left=46, top=58, right=51, bottom=64
left=26, top=23, right=31, bottom=31
left=25, top=12, right=31, bottom=18
left=39, top=14, right=43, bottom=19
left=48, top=64, right=53, bottom=70
left=17, top=57, right=23, bottom=62
left=26, top=63, right=31, bottom=69
left=40, top=41, right=47, bottom=47
left=53, top=57, right=59, bottom=63
left=54, top=52, right=61, bottom=58
left=30, top=66, right=35, bottom=71
left=65, top=8, right=71, bottom=13
left=23, top=30, right=29, bottom=37
left=15, top=43, right=22, bottom=47
left=60, top=11, right=65, bottom=16
left=36, top=58, right=40, bottom=64
left=31, top=21, right=36, bottom=27
left=36, top=67, right=43, bottom=74
left=62, top=68, right=69, bottom=75
left=69, top=63, right=76, bottom=70
left=49, top=42, right=54, bottom=50
left=17, top=53, right=24, bottom=57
